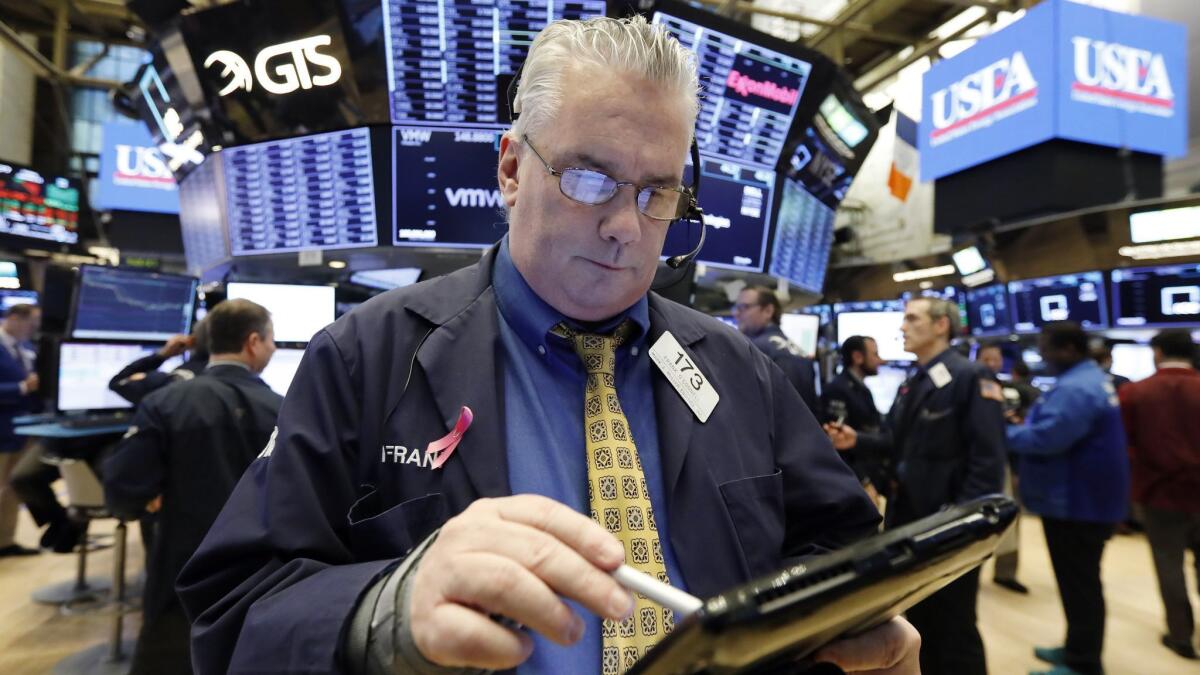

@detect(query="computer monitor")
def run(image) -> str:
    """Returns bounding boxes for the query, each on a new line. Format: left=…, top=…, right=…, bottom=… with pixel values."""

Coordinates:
left=350, top=268, right=422, bottom=291
left=225, top=282, right=334, bottom=344
left=1129, top=204, right=1200, bottom=244
left=768, top=177, right=836, bottom=293
left=57, top=342, right=184, bottom=412
left=392, top=127, right=508, bottom=248
left=177, top=157, right=231, bottom=278
left=834, top=301, right=913, bottom=362
left=965, top=284, right=1013, bottom=336
left=1110, top=264, right=1200, bottom=328
left=383, top=1, right=606, bottom=128
left=0, top=161, right=80, bottom=244
left=953, top=246, right=988, bottom=276
left=0, top=290, right=37, bottom=312
left=71, top=266, right=198, bottom=342
left=223, top=127, right=380, bottom=256
left=259, top=347, right=305, bottom=396
left=1007, top=271, right=1108, bottom=332
left=865, top=365, right=909, bottom=415
left=779, top=313, right=819, bottom=357
left=1110, top=344, right=1156, bottom=382
left=661, top=157, right=774, bottom=272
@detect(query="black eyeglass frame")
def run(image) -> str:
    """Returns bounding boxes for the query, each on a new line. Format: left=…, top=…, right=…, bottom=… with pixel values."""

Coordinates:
left=521, top=134, right=696, bottom=222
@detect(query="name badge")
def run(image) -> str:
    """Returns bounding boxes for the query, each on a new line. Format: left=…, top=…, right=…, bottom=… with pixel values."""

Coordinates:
left=928, top=363, right=953, bottom=389
left=649, top=332, right=719, bottom=423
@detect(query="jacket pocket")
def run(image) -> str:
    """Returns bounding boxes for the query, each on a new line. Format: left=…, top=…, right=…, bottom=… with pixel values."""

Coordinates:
left=347, top=490, right=447, bottom=560
left=718, top=470, right=785, bottom=577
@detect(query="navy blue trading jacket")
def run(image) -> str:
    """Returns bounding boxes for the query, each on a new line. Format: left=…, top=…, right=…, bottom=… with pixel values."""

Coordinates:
left=177, top=246, right=880, bottom=674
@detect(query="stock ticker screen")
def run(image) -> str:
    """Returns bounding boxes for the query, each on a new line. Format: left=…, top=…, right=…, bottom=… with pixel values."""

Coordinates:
left=0, top=162, right=80, bottom=244
left=768, top=178, right=835, bottom=293
left=71, top=266, right=198, bottom=342
left=223, top=127, right=380, bottom=255
left=1110, top=264, right=1200, bottom=328
left=1008, top=271, right=1109, bottom=332
left=392, top=127, right=508, bottom=247
left=965, top=284, right=1013, bottom=337
left=384, top=0, right=607, bottom=128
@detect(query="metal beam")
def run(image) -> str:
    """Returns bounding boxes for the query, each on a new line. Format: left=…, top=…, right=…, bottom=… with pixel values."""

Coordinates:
left=855, top=10, right=992, bottom=92
left=809, top=0, right=882, bottom=49
left=692, top=0, right=914, bottom=45
left=0, top=19, right=124, bottom=90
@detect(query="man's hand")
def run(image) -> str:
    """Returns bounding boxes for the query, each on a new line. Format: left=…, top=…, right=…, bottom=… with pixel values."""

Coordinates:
left=21, top=373, right=38, bottom=394
left=158, top=334, right=194, bottom=358
left=823, top=422, right=858, bottom=451
left=408, top=495, right=633, bottom=670
left=813, top=616, right=921, bottom=674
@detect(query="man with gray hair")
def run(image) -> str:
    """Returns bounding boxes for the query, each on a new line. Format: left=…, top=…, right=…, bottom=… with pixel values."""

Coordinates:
left=827, top=297, right=1006, bottom=675
left=181, top=15, right=917, bottom=675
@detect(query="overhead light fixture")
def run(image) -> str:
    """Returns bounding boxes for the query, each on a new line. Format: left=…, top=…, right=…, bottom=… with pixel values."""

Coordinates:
left=952, top=245, right=987, bottom=275
left=328, top=260, right=347, bottom=269
left=893, top=264, right=956, bottom=282
left=1118, top=240, right=1200, bottom=260
left=962, top=268, right=996, bottom=287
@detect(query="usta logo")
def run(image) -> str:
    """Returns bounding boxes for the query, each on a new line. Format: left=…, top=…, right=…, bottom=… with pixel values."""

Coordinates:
left=1072, top=37, right=1173, bottom=106
left=930, top=51, right=1037, bottom=134
left=115, top=145, right=174, bottom=187
left=204, top=35, right=342, bottom=96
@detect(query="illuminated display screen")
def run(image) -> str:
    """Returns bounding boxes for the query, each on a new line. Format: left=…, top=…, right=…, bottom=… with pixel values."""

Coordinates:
left=1111, top=264, right=1200, bottom=327
left=1008, top=271, right=1108, bottom=332
left=662, top=157, right=774, bottom=272
left=0, top=162, right=80, bottom=244
left=769, top=177, right=835, bottom=293
left=965, top=284, right=1013, bottom=336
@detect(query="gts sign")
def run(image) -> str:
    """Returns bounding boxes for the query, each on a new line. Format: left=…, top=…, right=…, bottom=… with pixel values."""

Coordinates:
left=204, top=35, right=342, bottom=96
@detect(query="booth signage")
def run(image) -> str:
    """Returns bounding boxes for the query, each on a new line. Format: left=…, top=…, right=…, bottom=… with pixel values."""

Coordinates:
left=95, top=123, right=180, bottom=214
left=920, top=0, right=1187, bottom=180
left=203, top=34, right=343, bottom=96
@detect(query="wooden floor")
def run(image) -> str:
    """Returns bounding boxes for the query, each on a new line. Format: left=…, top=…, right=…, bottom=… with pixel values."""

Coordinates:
left=0, top=511, right=1196, bottom=674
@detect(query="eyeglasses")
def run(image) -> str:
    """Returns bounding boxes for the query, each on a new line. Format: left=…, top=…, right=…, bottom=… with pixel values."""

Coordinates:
left=522, top=135, right=692, bottom=221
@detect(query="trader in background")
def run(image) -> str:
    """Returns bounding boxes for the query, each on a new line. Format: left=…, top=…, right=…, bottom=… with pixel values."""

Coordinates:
left=1006, top=322, right=1129, bottom=675
left=1091, top=344, right=1130, bottom=391
left=0, top=304, right=40, bottom=557
left=821, top=335, right=889, bottom=500
left=734, top=285, right=818, bottom=413
left=103, top=299, right=282, bottom=674
left=1118, top=329, right=1200, bottom=661
left=109, top=318, right=210, bottom=405
left=827, top=297, right=1006, bottom=675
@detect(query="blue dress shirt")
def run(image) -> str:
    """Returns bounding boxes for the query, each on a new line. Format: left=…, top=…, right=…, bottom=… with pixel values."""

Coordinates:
left=493, top=238, right=688, bottom=675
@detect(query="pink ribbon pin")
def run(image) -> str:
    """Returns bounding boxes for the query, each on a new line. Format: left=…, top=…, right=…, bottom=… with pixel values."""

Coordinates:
left=426, top=406, right=473, bottom=470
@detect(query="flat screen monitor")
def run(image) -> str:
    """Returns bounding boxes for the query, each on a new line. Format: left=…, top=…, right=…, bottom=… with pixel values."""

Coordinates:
left=953, top=246, right=988, bottom=276
left=57, top=342, right=184, bottom=412
left=225, top=282, right=334, bottom=343
left=1110, top=264, right=1200, bottom=328
left=1110, top=344, right=1156, bottom=382
left=661, top=158, right=774, bottom=272
left=392, top=127, right=508, bottom=247
left=260, top=347, right=305, bottom=396
left=865, top=365, right=909, bottom=415
left=0, top=161, right=80, bottom=244
left=801, top=304, right=833, bottom=326
left=818, top=94, right=869, bottom=149
left=71, top=266, right=198, bottom=342
left=834, top=301, right=913, bottom=362
left=383, top=0, right=606, bottom=128
left=1008, top=271, right=1108, bottom=332
left=223, top=127, right=380, bottom=256
left=965, top=284, right=1013, bottom=336
left=779, top=313, right=819, bottom=357
left=178, top=157, right=231, bottom=278
left=0, top=290, right=37, bottom=312
left=350, top=268, right=422, bottom=291
left=653, top=7, right=814, bottom=169
left=768, top=177, right=835, bottom=293
left=1129, top=204, right=1200, bottom=244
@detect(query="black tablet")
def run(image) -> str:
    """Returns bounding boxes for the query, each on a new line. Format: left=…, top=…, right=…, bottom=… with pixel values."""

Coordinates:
left=630, top=495, right=1018, bottom=675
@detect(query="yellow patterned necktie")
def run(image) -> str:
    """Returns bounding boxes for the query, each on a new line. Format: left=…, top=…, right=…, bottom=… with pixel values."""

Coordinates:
left=554, top=322, right=674, bottom=675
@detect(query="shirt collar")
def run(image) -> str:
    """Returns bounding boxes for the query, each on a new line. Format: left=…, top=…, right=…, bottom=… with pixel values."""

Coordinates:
left=207, top=358, right=251, bottom=372
left=0, top=328, right=16, bottom=353
left=1158, top=361, right=1195, bottom=371
left=493, top=236, right=650, bottom=352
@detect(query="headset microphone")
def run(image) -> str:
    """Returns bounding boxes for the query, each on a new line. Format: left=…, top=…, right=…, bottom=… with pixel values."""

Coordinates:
left=664, top=137, right=706, bottom=270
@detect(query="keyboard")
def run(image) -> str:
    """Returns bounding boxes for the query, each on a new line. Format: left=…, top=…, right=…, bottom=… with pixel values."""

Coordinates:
left=59, top=413, right=132, bottom=430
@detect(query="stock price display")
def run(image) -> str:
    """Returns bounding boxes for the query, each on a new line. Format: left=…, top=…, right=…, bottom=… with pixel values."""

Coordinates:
left=0, top=163, right=79, bottom=244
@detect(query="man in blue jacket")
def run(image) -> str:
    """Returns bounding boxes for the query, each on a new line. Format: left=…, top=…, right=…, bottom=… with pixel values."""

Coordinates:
left=734, top=286, right=818, bottom=413
left=178, top=15, right=918, bottom=675
left=0, top=303, right=41, bottom=557
left=1007, top=322, right=1130, bottom=675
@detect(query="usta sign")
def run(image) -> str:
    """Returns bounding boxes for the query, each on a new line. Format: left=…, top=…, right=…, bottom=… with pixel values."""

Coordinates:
left=1071, top=37, right=1174, bottom=116
left=928, top=51, right=1038, bottom=146
left=204, top=35, right=342, bottom=96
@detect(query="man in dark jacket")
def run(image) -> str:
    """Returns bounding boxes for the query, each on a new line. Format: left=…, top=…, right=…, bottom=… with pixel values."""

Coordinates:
left=1118, top=329, right=1200, bottom=661
left=103, top=299, right=282, bottom=674
left=1007, top=322, right=1130, bottom=675
left=821, top=335, right=888, bottom=495
left=0, top=304, right=41, bottom=557
left=109, top=318, right=210, bottom=405
left=826, top=297, right=1006, bottom=675
left=734, top=285, right=818, bottom=413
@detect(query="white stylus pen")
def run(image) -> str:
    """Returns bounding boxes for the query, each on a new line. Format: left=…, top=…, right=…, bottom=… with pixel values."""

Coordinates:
left=612, top=564, right=704, bottom=618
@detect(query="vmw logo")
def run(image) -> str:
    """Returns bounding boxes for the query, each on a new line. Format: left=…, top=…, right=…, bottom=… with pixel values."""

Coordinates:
left=929, top=51, right=1038, bottom=146
left=204, top=35, right=342, bottom=97
left=1071, top=37, right=1174, bottom=116
left=398, top=128, right=433, bottom=145
left=114, top=145, right=175, bottom=190
left=445, top=188, right=503, bottom=208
